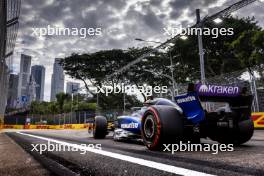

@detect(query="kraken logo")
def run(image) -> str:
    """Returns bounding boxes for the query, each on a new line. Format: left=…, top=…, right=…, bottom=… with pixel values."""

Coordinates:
left=199, top=85, right=208, bottom=92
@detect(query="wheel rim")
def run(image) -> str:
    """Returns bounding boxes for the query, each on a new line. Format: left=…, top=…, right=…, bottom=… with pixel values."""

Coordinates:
left=144, top=115, right=155, bottom=138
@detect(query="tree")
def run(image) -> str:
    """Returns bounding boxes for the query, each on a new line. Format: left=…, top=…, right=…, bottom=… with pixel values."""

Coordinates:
left=60, top=50, right=135, bottom=94
left=60, top=47, right=176, bottom=102
left=29, top=95, right=96, bottom=115
left=30, top=101, right=49, bottom=115
left=231, top=30, right=264, bottom=82
left=60, top=16, right=264, bottom=107
left=48, top=102, right=58, bottom=115
left=170, top=16, right=263, bottom=80
left=56, top=93, right=71, bottom=113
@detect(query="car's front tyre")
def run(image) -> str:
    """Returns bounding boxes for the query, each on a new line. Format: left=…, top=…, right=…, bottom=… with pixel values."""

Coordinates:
left=93, top=116, right=108, bottom=139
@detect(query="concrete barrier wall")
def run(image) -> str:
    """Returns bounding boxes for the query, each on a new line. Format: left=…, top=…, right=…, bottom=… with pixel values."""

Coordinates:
left=251, top=112, right=264, bottom=128
left=3, top=113, right=264, bottom=129
left=3, top=124, right=92, bottom=130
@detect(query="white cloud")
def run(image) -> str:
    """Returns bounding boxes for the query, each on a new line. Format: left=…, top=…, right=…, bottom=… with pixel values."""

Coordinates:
left=14, top=0, right=264, bottom=101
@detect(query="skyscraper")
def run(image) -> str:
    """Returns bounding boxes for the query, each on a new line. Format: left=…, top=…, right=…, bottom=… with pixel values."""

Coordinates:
left=17, top=54, right=31, bottom=106
left=0, top=0, right=21, bottom=127
left=50, top=58, right=65, bottom=101
left=66, top=82, right=80, bottom=94
left=31, top=65, right=45, bottom=101
left=7, top=73, right=19, bottom=108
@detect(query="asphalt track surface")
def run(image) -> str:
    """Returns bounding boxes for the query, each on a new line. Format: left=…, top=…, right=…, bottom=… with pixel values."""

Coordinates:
left=6, top=130, right=264, bottom=176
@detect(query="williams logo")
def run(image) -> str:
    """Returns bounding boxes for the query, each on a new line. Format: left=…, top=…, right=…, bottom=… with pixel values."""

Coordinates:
left=196, top=84, right=240, bottom=96
left=121, top=122, right=139, bottom=129
left=176, top=96, right=196, bottom=104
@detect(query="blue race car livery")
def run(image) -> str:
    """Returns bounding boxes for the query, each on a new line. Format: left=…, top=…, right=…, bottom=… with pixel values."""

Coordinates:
left=92, top=84, right=254, bottom=150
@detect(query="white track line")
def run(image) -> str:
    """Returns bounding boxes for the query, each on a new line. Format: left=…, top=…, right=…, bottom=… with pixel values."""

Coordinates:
left=17, top=132, right=215, bottom=176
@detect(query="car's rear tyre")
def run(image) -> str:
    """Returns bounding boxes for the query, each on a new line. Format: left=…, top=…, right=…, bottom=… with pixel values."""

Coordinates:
left=216, top=119, right=254, bottom=145
left=236, top=119, right=254, bottom=144
left=93, top=116, right=107, bottom=139
left=141, top=105, right=183, bottom=150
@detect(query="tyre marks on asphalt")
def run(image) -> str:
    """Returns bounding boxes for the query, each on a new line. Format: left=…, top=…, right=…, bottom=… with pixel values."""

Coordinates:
left=23, top=131, right=264, bottom=176
left=16, top=132, right=214, bottom=176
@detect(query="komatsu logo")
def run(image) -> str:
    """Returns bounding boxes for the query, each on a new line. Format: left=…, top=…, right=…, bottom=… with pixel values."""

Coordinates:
left=198, top=84, right=239, bottom=95
left=176, top=96, right=196, bottom=104
left=121, top=122, right=139, bottom=129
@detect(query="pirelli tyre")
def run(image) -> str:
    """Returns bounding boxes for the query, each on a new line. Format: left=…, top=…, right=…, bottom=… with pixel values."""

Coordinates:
left=141, top=105, right=183, bottom=150
left=216, top=118, right=254, bottom=145
left=93, top=116, right=108, bottom=139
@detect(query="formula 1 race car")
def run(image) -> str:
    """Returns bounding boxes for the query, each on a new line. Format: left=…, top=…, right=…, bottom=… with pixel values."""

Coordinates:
left=92, top=83, right=254, bottom=150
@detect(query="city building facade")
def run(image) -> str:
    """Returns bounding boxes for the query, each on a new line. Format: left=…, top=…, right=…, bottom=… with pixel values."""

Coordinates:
left=31, top=65, right=45, bottom=101
left=27, top=75, right=37, bottom=104
left=0, top=0, right=21, bottom=127
left=7, top=73, right=19, bottom=108
left=50, top=58, right=65, bottom=101
left=17, top=54, right=32, bottom=107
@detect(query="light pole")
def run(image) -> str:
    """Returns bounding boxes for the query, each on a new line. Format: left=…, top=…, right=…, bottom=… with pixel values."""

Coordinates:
left=144, top=69, right=177, bottom=100
left=248, top=69, right=259, bottom=112
left=123, top=92, right=126, bottom=112
left=122, top=76, right=126, bottom=112
left=70, top=84, right=77, bottom=124
left=196, top=9, right=226, bottom=84
left=96, top=92, right=99, bottom=113
left=168, top=50, right=177, bottom=97
left=71, top=92, right=73, bottom=124
left=196, top=9, right=206, bottom=84
left=135, top=38, right=178, bottom=98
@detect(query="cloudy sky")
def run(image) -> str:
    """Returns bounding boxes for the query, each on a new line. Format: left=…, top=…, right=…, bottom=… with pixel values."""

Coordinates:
left=13, top=0, right=264, bottom=101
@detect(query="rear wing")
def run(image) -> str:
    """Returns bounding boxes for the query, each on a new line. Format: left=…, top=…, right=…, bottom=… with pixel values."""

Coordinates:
left=194, top=84, right=253, bottom=117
